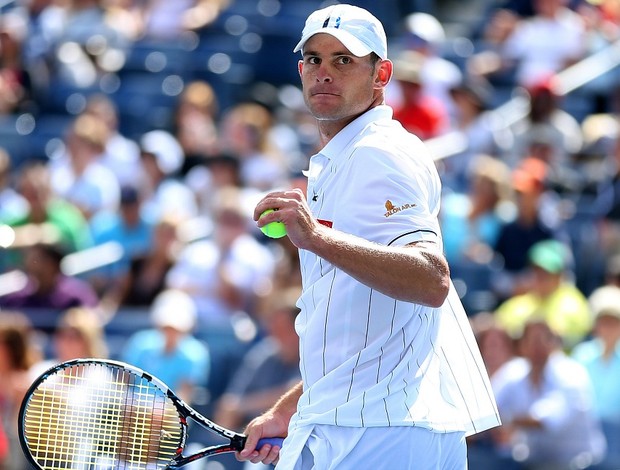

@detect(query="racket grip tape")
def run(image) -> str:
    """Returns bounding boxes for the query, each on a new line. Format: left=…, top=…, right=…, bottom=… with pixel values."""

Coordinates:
left=257, top=437, right=284, bottom=449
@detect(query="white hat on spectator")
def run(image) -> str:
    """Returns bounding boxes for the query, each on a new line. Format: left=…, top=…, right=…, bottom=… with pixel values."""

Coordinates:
left=140, top=130, right=184, bottom=175
left=151, top=289, right=197, bottom=332
left=405, top=12, right=445, bottom=45
left=589, top=285, right=620, bottom=320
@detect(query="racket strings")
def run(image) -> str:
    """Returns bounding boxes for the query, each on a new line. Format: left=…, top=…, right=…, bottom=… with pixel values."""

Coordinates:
left=22, top=363, right=183, bottom=469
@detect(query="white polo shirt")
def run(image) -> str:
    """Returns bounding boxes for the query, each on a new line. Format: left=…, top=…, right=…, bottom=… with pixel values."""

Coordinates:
left=291, top=105, right=500, bottom=437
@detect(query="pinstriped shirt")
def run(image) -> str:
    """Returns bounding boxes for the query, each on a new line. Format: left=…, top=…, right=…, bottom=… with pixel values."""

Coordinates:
left=290, top=105, right=500, bottom=436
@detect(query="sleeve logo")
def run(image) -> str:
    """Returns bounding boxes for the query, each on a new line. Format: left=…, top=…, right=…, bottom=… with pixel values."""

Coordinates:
left=384, top=199, right=417, bottom=218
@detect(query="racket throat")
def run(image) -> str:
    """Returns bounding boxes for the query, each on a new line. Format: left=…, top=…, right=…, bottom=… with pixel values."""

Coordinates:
left=231, top=434, right=248, bottom=452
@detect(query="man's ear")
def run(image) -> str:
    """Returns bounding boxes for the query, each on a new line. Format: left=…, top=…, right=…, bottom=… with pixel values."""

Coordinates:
left=298, top=60, right=303, bottom=77
left=375, top=59, right=393, bottom=88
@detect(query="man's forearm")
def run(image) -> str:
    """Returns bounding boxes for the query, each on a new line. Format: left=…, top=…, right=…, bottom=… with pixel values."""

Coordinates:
left=269, top=380, right=303, bottom=423
left=305, top=225, right=450, bottom=307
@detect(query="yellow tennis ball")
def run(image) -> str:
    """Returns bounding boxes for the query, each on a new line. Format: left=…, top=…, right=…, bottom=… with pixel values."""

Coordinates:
left=260, top=209, right=287, bottom=239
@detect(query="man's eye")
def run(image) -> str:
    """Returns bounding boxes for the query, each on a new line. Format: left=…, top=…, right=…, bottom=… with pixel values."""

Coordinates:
left=308, top=57, right=320, bottom=65
left=337, top=56, right=352, bottom=64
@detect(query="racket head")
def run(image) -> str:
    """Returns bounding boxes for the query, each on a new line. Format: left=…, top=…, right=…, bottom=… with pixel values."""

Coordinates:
left=19, top=358, right=186, bottom=470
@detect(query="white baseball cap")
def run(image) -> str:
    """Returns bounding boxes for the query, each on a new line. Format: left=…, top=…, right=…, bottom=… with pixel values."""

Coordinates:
left=151, top=289, right=197, bottom=332
left=293, top=4, right=388, bottom=60
left=589, top=285, right=620, bottom=320
left=140, top=130, right=184, bottom=175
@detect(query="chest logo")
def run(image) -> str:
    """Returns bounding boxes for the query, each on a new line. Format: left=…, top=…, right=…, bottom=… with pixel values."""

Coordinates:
left=384, top=200, right=416, bottom=218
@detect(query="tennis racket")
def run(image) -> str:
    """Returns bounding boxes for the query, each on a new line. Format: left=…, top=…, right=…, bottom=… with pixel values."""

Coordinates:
left=18, top=358, right=284, bottom=469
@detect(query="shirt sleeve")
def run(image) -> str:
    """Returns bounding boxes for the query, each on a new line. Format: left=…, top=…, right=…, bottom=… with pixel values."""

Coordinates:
left=333, top=141, right=442, bottom=248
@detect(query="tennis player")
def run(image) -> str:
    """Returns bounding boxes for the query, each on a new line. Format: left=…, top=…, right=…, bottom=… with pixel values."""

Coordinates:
left=241, top=4, right=501, bottom=469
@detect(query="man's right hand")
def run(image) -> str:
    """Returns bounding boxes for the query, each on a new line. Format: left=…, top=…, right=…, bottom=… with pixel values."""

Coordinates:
left=237, top=380, right=303, bottom=465
left=238, top=409, right=288, bottom=465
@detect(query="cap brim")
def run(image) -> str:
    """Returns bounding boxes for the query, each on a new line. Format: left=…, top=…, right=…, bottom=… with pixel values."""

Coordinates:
left=293, top=28, right=375, bottom=57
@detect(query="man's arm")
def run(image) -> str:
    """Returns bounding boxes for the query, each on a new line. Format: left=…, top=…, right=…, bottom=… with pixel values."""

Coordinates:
left=255, top=189, right=450, bottom=307
left=304, top=226, right=450, bottom=307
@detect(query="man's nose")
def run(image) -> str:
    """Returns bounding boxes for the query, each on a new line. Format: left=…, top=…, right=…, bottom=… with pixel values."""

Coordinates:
left=316, top=65, right=333, bottom=83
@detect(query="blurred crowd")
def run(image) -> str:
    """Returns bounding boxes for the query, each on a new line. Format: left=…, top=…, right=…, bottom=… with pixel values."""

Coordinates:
left=2, top=0, right=620, bottom=468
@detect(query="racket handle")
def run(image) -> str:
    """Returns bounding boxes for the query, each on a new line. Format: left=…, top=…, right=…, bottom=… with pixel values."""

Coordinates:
left=257, top=437, right=284, bottom=449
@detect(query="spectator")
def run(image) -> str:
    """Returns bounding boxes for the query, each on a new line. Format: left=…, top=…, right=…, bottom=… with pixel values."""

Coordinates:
left=218, top=102, right=288, bottom=191
left=166, top=186, right=276, bottom=326
left=138, top=129, right=198, bottom=223
left=1, top=162, right=92, bottom=258
left=39, top=0, right=130, bottom=89
left=121, top=288, right=210, bottom=404
left=0, top=242, right=100, bottom=315
left=0, top=311, right=39, bottom=470
left=473, top=0, right=584, bottom=46
left=173, top=80, right=221, bottom=167
left=492, top=158, right=566, bottom=299
left=214, top=287, right=301, bottom=470
left=397, top=12, right=463, bottom=119
left=83, top=93, right=142, bottom=187
left=472, top=311, right=518, bottom=380
left=88, top=184, right=154, bottom=296
left=468, top=312, right=519, bottom=469
left=30, top=306, right=109, bottom=377
left=48, top=112, right=121, bottom=220
left=441, top=154, right=515, bottom=265
left=101, top=0, right=146, bottom=41
left=507, top=77, right=584, bottom=184
left=439, top=76, right=512, bottom=192
left=16, top=0, right=59, bottom=96
left=185, top=152, right=242, bottom=217
left=593, top=136, right=620, bottom=257
left=572, top=285, right=620, bottom=469
left=572, top=2, right=620, bottom=115
left=107, top=214, right=181, bottom=309
left=472, top=0, right=536, bottom=43
left=214, top=287, right=301, bottom=432
left=471, top=0, right=587, bottom=89
left=181, top=0, right=231, bottom=32
left=134, top=0, right=230, bottom=40
left=0, top=147, right=27, bottom=222
left=391, top=51, right=449, bottom=140
left=0, top=11, right=31, bottom=115
left=492, top=319, right=606, bottom=469
left=495, top=239, right=592, bottom=349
